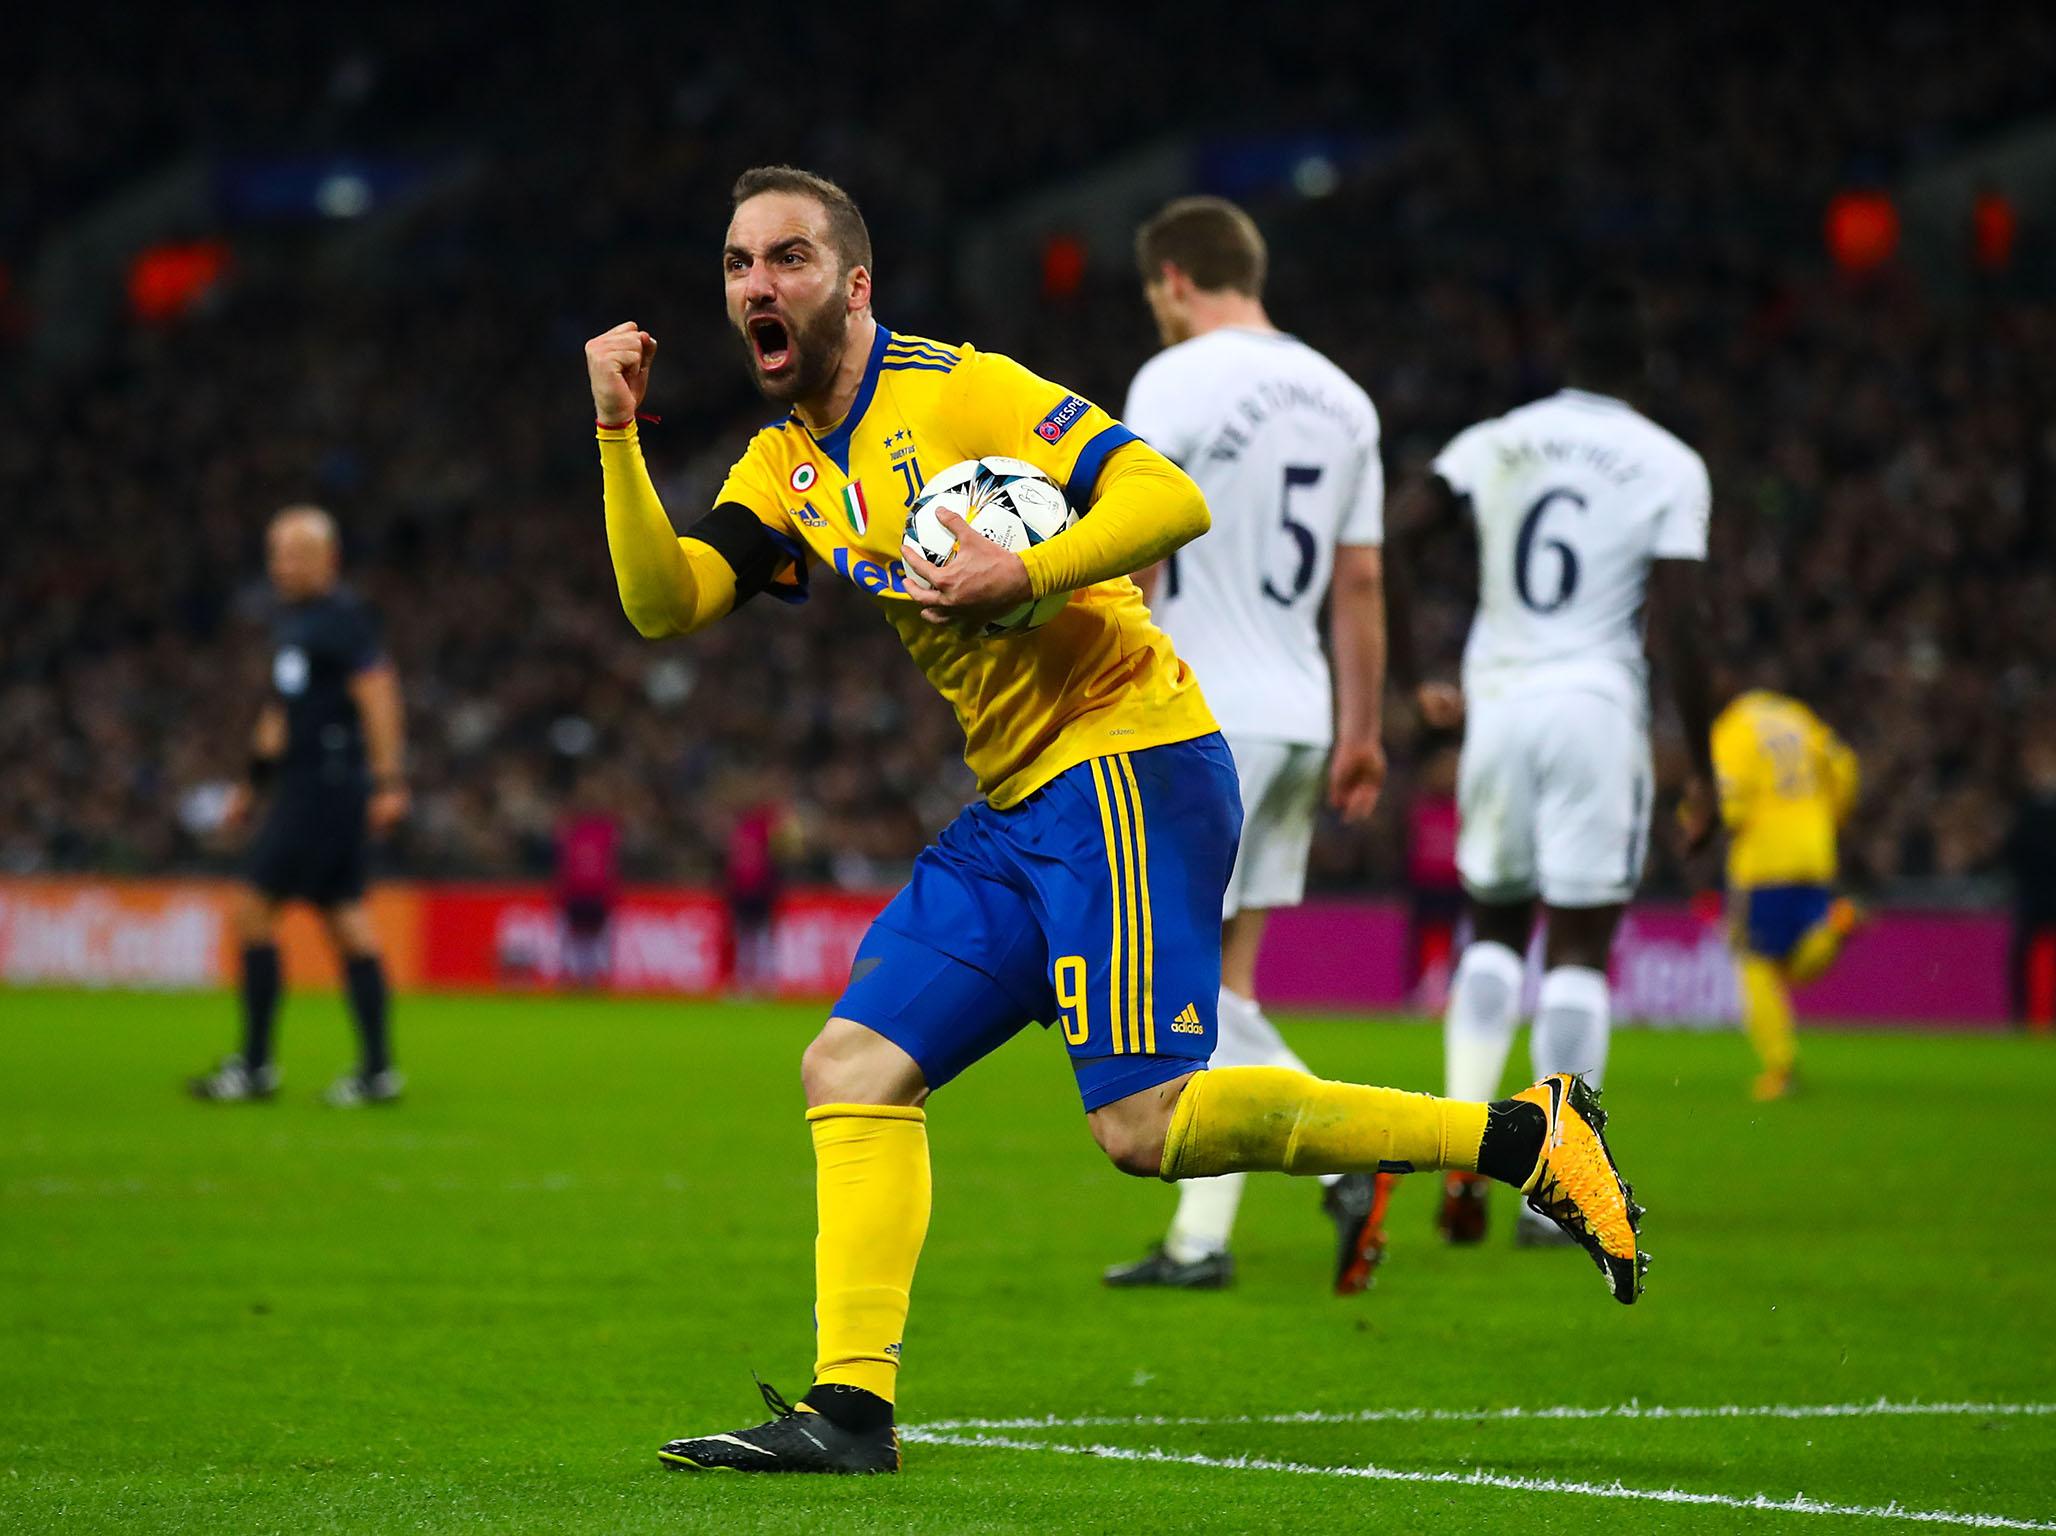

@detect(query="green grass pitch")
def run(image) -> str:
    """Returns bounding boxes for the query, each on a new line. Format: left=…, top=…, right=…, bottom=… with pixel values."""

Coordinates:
left=5, top=988, right=2054, bottom=1533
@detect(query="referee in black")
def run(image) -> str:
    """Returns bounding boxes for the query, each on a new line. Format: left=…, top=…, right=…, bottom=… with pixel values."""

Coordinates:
left=192, top=506, right=410, bottom=1105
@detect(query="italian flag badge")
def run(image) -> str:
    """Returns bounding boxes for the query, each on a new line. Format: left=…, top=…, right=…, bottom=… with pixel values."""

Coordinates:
left=841, top=481, right=870, bottom=537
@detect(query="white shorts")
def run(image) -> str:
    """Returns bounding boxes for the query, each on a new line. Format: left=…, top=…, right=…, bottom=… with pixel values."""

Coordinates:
left=1455, top=689, right=1652, bottom=909
left=1222, top=735, right=1326, bottom=918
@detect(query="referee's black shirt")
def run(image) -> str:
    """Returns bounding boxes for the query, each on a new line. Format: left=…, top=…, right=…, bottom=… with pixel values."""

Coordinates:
left=268, top=587, right=382, bottom=791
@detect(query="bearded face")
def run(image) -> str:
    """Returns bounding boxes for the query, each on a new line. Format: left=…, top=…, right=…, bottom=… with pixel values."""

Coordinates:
left=736, top=280, right=850, bottom=404
left=724, top=191, right=866, bottom=407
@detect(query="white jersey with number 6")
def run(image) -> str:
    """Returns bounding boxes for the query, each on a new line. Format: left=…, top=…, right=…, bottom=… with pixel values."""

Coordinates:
left=1123, top=327, right=1383, bottom=748
left=1433, top=389, right=1709, bottom=717
left=1432, top=388, right=1710, bottom=906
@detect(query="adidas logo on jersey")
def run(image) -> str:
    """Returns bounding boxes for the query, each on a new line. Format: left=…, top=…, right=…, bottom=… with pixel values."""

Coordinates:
left=1170, top=1003, right=1204, bottom=1035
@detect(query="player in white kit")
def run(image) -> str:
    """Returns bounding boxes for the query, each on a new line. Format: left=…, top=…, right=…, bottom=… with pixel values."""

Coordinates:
left=1101, top=197, right=1396, bottom=1295
left=1387, top=280, right=1716, bottom=1246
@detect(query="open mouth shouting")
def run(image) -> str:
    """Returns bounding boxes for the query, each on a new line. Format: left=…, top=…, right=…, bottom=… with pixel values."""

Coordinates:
left=747, top=312, right=794, bottom=377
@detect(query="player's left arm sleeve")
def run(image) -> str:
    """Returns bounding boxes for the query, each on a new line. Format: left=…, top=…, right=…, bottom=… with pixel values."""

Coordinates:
left=1337, top=423, right=1386, bottom=547
left=1019, top=440, right=1208, bottom=598
left=1429, top=422, right=1490, bottom=502
left=1651, top=456, right=1713, bottom=561
left=943, top=349, right=1207, bottom=597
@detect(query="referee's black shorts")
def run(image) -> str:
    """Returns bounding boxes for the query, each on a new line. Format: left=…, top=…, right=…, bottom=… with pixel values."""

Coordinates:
left=247, top=784, right=369, bottom=906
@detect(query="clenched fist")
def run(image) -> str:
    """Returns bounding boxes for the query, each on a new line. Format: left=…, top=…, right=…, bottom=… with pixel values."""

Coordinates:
left=1327, top=735, right=1387, bottom=824
left=586, top=321, right=657, bottom=424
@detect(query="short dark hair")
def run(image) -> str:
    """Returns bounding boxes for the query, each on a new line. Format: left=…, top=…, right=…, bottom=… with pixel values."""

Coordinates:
left=731, top=165, right=872, bottom=275
left=1566, top=278, right=1647, bottom=387
left=1135, top=196, right=1267, bottom=296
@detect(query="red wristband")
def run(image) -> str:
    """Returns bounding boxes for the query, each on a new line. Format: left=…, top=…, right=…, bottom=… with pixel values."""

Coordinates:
left=596, top=412, right=662, bottom=430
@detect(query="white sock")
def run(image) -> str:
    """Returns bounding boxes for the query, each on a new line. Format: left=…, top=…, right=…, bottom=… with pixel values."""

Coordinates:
left=1532, top=964, right=1611, bottom=1088
left=1166, top=1174, right=1245, bottom=1262
left=1444, top=940, right=1525, bottom=1101
left=1213, top=987, right=1311, bottom=1074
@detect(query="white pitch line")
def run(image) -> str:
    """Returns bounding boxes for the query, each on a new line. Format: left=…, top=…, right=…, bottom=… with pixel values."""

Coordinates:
left=902, top=1428, right=2056, bottom=1531
left=914, top=1398, right=2056, bottom=1433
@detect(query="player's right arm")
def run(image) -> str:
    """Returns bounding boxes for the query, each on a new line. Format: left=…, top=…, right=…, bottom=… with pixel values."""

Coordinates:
left=587, top=323, right=745, bottom=639
left=1327, top=429, right=1389, bottom=822
left=1328, top=544, right=1387, bottom=821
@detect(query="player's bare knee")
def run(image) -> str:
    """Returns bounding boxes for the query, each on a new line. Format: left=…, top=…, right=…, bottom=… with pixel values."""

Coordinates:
left=1088, top=1102, right=1174, bottom=1178
left=802, top=1018, right=926, bottom=1109
left=1092, top=1122, right=1167, bottom=1178
left=800, top=1029, right=853, bottom=1104
left=324, top=904, right=378, bottom=958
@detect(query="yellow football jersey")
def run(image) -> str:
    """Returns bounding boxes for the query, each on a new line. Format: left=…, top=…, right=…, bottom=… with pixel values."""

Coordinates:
left=1712, top=690, right=1859, bottom=887
left=714, top=325, right=1217, bottom=807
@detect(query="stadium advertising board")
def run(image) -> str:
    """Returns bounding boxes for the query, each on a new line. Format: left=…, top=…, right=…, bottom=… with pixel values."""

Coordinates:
left=0, top=878, right=2007, bottom=1025
left=0, top=879, right=421, bottom=990
left=1253, top=902, right=2009, bottom=1027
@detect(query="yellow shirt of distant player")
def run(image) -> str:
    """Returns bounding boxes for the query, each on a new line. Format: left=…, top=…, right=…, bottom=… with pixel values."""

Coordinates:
left=716, top=327, right=1216, bottom=808
left=1712, top=690, right=1859, bottom=888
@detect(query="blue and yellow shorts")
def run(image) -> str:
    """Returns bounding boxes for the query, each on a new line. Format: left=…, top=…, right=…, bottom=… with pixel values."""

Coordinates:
left=834, top=734, right=1242, bottom=1111
left=1736, top=883, right=1833, bottom=962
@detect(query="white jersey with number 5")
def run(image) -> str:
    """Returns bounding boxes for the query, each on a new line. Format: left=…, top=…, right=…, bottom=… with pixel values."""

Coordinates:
left=1432, top=389, right=1710, bottom=717
left=1124, top=327, right=1383, bottom=747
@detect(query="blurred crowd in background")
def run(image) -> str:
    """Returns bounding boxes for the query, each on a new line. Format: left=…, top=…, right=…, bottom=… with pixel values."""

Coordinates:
left=4, top=2, right=2053, bottom=898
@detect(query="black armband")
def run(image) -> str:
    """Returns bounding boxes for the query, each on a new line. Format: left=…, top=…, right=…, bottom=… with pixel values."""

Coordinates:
left=248, top=755, right=279, bottom=791
left=686, top=501, right=786, bottom=604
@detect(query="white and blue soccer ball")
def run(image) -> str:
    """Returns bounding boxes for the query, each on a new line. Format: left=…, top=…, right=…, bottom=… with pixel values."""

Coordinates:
left=903, top=456, right=1077, bottom=636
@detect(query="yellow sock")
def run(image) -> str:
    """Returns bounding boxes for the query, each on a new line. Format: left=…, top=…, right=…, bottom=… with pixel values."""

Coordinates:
left=1739, top=956, right=1797, bottom=1075
left=1159, top=1066, right=1489, bottom=1181
left=807, top=1104, right=930, bottom=1405
left=1785, top=913, right=1849, bottom=985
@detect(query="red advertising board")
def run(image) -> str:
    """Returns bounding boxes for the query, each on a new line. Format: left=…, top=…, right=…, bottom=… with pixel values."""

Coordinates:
left=0, top=877, right=2012, bottom=1027
left=769, top=888, right=890, bottom=999
left=413, top=883, right=888, bottom=998
left=418, top=884, right=729, bottom=993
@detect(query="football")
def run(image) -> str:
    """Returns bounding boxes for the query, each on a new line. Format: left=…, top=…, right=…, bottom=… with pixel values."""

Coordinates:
left=903, top=456, right=1077, bottom=635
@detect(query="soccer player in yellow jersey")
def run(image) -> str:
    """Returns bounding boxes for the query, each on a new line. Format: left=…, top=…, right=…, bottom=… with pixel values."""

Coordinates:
left=1706, top=687, right=1862, bottom=1100
left=587, top=165, right=1648, bottom=1476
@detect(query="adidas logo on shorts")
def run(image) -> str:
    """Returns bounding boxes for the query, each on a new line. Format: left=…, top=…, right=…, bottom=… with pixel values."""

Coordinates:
left=1170, top=1003, right=1204, bottom=1035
